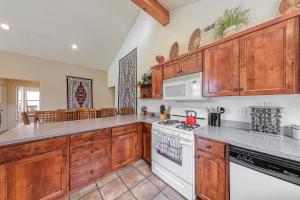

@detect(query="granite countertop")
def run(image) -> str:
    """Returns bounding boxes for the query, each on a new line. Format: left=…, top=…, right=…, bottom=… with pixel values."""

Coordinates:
left=0, top=115, right=160, bottom=147
left=195, top=126, right=300, bottom=162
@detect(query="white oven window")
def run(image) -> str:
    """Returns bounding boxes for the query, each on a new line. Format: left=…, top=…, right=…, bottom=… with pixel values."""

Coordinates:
left=155, top=133, right=183, bottom=166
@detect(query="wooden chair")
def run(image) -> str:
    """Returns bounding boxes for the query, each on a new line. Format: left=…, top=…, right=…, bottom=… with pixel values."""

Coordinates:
left=120, top=107, right=134, bottom=115
left=21, top=112, right=30, bottom=125
left=34, top=111, right=61, bottom=124
left=78, top=108, right=96, bottom=120
left=100, top=108, right=117, bottom=118
left=59, top=110, right=79, bottom=121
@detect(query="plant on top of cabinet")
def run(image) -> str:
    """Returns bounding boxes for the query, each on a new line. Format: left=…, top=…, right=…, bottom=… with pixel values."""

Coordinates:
left=215, top=6, right=250, bottom=38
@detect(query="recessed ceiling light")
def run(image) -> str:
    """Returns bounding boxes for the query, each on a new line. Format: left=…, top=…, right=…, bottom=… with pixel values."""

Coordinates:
left=71, top=44, right=78, bottom=50
left=0, top=23, right=11, bottom=31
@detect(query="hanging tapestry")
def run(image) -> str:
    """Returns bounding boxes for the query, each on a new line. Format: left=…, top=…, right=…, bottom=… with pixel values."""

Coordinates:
left=67, top=76, right=93, bottom=109
left=118, top=48, right=137, bottom=114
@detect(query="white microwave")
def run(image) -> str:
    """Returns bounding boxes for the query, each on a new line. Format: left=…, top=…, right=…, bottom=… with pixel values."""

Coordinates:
left=163, top=73, right=205, bottom=101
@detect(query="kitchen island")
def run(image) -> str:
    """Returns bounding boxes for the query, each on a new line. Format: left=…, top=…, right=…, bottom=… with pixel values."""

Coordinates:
left=0, top=115, right=159, bottom=200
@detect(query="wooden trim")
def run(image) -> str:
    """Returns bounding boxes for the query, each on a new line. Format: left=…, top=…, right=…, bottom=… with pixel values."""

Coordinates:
left=131, top=0, right=169, bottom=26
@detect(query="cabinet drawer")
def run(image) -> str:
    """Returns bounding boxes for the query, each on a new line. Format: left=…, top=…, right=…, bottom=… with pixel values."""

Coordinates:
left=195, top=137, right=226, bottom=158
left=142, top=123, right=152, bottom=132
left=70, top=138, right=111, bottom=168
left=70, top=155, right=111, bottom=190
left=0, top=137, right=68, bottom=164
left=70, top=129, right=111, bottom=147
left=112, top=124, right=139, bottom=136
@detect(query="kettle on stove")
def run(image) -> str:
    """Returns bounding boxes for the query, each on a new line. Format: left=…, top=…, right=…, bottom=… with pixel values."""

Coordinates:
left=186, top=110, right=197, bottom=125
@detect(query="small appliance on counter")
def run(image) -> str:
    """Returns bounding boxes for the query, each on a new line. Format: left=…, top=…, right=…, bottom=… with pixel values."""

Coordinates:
left=208, top=107, right=225, bottom=127
left=250, top=106, right=283, bottom=136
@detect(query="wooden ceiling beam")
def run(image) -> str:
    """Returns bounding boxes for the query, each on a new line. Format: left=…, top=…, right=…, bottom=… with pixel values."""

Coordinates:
left=131, top=0, right=169, bottom=26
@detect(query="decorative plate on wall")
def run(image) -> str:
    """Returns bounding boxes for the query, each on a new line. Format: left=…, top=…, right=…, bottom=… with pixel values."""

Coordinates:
left=169, top=42, right=179, bottom=60
left=188, top=28, right=201, bottom=52
left=279, top=0, right=300, bottom=15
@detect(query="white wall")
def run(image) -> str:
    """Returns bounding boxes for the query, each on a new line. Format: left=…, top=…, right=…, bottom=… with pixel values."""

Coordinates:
left=108, top=0, right=300, bottom=125
left=0, top=50, right=115, bottom=111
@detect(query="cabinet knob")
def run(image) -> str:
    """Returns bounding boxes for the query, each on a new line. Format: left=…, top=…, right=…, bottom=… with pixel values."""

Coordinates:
left=206, top=145, right=212, bottom=149
left=91, top=150, right=94, bottom=154
left=34, top=146, right=40, bottom=152
left=90, top=170, right=93, bottom=174
left=240, top=88, right=245, bottom=91
left=197, top=155, right=200, bottom=159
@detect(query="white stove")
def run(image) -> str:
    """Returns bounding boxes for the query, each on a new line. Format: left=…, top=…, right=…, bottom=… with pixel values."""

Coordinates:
left=151, top=108, right=207, bottom=200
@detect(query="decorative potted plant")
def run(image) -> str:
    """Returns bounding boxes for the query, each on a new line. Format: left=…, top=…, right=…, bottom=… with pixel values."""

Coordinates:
left=215, top=6, right=250, bottom=38
left=140, top=71, right=152, bottom=85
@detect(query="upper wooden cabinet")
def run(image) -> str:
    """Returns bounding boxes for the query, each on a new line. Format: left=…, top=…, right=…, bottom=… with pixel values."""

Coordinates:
left=204, top=39, right=240, bottom=97
left=240, top=18, right=299, bottom=95
left=163, top=60, right=180, bottom=79
left=180, top=51, right=203, bottom=76
left=151, top=65, right=163, bottom=99
left=203, top=17, right=300, bottom=97
left=163, top=51, right=203, bottom=80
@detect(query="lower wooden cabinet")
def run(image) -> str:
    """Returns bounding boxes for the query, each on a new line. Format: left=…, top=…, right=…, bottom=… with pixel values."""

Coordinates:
left=142, top=123, right=152, bottom=163
left=195, top=137, right=228, bottom=200
left=111, top=124, right=142, bottom=170
left=0, top=147, right=68, bottom=200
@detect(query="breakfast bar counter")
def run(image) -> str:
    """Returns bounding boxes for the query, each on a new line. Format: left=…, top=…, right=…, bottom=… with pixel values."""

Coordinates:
left=0, top=114, right=159, bottom=147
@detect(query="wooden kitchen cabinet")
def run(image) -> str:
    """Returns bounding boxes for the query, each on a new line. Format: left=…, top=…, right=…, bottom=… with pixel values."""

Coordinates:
left=240, top=18, right=299, bottom=95
left=195, top=137, right=228, bottom=200
left=142, top=123, right=152, bottom=163
left=203, top=39, right=240, bottom=97
left=111, top=124, right=142, bottom=170
left=163, top=60, right=180, bottom=79
left=69, top=129, right=111, bottom=190
left=180, top=51, right=202, bottom=76
left=0, top=138, right=69, bottom=200
left=151, top=65, right=163, bottom=99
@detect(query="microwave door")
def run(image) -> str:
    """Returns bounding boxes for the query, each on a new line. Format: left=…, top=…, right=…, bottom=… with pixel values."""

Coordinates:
left=163, top=81, right=189, bottom=100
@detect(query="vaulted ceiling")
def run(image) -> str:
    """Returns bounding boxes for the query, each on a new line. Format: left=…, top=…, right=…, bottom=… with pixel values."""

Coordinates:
left=0, top=0, right=199, bottom=71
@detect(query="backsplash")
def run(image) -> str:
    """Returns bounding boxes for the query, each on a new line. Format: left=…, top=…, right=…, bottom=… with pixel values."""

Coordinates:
left=137, top=94, right=300, bottom=126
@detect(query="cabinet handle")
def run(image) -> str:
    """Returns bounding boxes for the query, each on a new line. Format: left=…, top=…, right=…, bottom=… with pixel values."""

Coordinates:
left=206, top=145, right=212, bottom=149
left=240, top=88, right=245, bottom=91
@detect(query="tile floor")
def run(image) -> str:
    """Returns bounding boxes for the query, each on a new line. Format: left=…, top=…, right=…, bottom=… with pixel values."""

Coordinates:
left=62, top=160, right=186, bottom=200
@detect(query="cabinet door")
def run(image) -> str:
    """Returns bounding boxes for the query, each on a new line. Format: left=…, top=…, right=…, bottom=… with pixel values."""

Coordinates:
left=151, top=66, right=163, bottom=99
left=0, top=149, right=68, bottom=200
left=163, top=60, right=180, bottom=79
left=180, top=51, right=203, bottom=76
left=142, top=130, right=151, bottom=163
left=195, top=150, right=227, bottom=200
left=240, top=18, right=299, bottom=95
left=112, top=132, right=136, bottom=170
left=135, top=124, right=143, bottom=160
left=204, top=39, right=240, bottom=96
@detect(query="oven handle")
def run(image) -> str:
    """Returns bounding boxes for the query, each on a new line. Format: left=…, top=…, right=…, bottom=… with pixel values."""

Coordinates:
left=179, top=140, right=191, bottom=146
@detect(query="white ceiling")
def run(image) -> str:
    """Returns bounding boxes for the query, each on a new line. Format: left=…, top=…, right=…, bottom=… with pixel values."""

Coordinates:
left=158, top=0, right=200, bottom=10
left=0, top=0, right=200, bottom=71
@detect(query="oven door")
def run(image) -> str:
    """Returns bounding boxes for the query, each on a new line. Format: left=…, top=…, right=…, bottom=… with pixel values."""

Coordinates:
left=151, top=130, right=194, bottom=184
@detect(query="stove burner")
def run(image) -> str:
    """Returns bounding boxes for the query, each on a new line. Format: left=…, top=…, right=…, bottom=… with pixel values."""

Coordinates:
left=176, top=122, right=201, bottom=131
left=158, top=120, right=180, bottom=125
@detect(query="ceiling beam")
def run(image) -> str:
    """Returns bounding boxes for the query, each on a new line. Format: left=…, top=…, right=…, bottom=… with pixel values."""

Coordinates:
left=131, top=0, right=169, bottom=26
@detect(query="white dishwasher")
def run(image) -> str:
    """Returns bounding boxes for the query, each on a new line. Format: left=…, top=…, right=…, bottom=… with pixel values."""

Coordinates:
left=230, top=146, right=300, bottom=200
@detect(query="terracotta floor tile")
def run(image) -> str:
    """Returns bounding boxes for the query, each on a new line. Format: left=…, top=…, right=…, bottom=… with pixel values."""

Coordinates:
left=147, top=175, right=167, bottom=191
left=116, top=191, right=136, bottom=200
left=131, top=159, right=147, bottom=168
left=121, top=169, right=145, bottom=188
left=97, top=173, right=119, bottom=188
left=70, top=183, right=98, bottom=200
left=131, top=179, right=159, bottom=200
left=162, top=186, right=186, bottom=200
left=117, top=165, right=135, bottom=177
left=152, top=192, right=169, bottom=200
left=137, top=164, right=152, bottom=177
left=100, top=178, right=127, bottom=200
left=80, top=190, right=102, bottom=200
